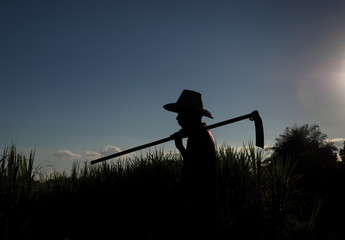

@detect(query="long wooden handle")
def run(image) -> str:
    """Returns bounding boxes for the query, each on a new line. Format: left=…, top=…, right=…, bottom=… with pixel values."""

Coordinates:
left=90, top=136, right=173, bottom=164
left=90, top=110, right=263, bottom=164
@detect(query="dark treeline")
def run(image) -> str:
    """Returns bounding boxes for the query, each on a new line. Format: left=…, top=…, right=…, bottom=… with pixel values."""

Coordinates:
left=1, top=124, right=344, bottom=240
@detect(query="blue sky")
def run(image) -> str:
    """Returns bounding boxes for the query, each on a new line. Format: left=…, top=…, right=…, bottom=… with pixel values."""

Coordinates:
left=1, top=0, right=345, bottom=171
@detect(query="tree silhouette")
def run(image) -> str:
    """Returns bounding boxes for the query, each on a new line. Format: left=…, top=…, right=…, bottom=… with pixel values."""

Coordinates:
left=272, top=124, right=337, bottom=193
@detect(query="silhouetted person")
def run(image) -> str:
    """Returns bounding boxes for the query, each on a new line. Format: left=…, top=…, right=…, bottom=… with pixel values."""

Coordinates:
left=164, top=90, right=217, bottom=239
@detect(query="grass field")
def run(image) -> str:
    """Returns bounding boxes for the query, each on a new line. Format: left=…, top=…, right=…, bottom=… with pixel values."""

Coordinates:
left=1, top=143, right=344, bottom=239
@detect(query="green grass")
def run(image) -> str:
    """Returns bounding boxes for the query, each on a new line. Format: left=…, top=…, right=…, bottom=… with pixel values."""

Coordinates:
left=0, top=145, right=37, bottom=239
left=0, top=143, right=343, bottom=239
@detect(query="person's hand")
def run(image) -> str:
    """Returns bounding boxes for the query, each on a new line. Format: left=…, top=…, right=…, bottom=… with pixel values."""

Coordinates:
left=171, top=129, right=186, bottom=151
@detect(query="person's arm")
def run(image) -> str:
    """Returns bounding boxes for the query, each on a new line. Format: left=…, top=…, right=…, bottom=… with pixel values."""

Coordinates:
left=171, top=130, right=187, bottom=159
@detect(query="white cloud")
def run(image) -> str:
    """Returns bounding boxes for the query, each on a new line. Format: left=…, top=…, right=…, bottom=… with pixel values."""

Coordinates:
left=85, top=150, right=102, bottom=160
left=328, top=138, right=345, bottom=143
left=54, top=150, right=82, bottom=159
left=85, top=145, right=124, bottom=161
left=101, top=145, right=122, bottom=156
left=85, top=145, right=139, bottom=162
left=53, top=146, right=123, bottom=161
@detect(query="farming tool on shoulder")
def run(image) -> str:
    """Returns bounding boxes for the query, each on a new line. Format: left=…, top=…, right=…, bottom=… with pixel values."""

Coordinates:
left=91, top=110, right=264, bottom=165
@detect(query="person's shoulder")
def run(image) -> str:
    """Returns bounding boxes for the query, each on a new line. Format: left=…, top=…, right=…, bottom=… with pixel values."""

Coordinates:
left=194, top=126, right=213, bottom=141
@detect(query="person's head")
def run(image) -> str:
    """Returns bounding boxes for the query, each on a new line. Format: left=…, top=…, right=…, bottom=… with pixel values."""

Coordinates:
left=176, top=108, right=203, bottom=131
left=163, top=90, right=213, bottom=128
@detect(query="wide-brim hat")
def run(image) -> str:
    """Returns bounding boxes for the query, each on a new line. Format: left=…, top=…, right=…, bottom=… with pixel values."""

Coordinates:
left=163, top=90, right=214, bottom=119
